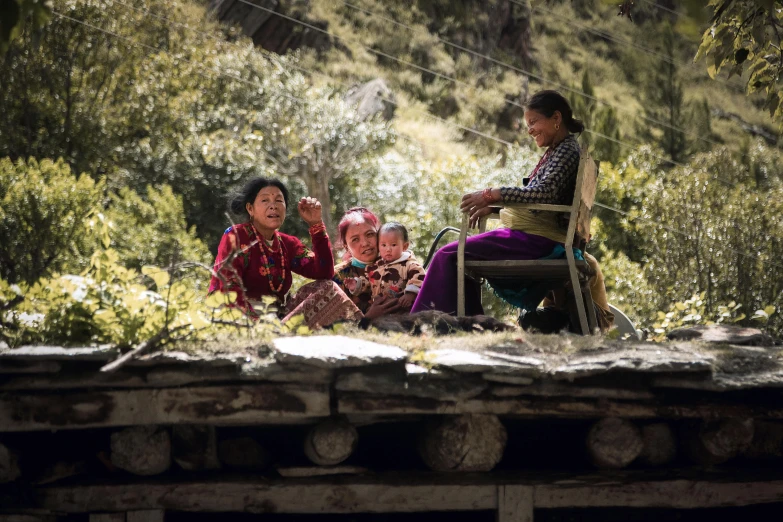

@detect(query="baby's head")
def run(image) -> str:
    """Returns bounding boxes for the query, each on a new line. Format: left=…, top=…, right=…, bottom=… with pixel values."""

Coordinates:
left=378, top=222, right=409, bottom=263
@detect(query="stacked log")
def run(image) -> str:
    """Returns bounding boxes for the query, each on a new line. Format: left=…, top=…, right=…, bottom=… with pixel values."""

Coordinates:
left=586, top=418, right=643, bottom=469
left=171, top=425, right=220, bottom=471
left=683, top=418, right=755, bottom=465
left=418, top=414, right=507, bottom=472
left=743, top=420, right=783, bottom=459
left=638, top=422, right=677, bottom=467
left=0, top=442, right=20, bottom=483
left=110, top=426, right=171, bottom=475
left=218, top=437, right=271, bottom=470
left=304, top=419, right=359, bottom=466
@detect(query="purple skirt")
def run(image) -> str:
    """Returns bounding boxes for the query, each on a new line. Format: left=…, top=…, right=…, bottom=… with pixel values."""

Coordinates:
left=411, top=228, right=560, bottom=316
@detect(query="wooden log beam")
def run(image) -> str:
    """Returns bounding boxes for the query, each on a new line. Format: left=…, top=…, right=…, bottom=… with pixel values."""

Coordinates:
left=0, top=384, right=330, bottom=432
left=338, top=394, right=783, bottom=419
left=534, top=479, right=783, bottom=509
left=498, top=485, right=533, bottom=522
left=4, top=475, right=783, bottom=513
left=4, top=481, right=499, bottom=513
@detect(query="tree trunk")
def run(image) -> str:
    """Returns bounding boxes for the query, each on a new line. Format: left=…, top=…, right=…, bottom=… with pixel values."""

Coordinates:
left=303, top=418, right=358, bottom=466
left=303, top=170, right=334, bottom=240
left=586, top=417, right=643, bottom=469
left=418, top=414, right=507, bottom=472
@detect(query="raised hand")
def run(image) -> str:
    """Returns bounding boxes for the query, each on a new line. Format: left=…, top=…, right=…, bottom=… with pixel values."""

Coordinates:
left=298, top=197, right=323, bottom=226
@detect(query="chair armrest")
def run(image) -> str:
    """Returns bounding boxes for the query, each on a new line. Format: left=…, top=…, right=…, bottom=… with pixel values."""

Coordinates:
left=498, top=202, right=573, bottom=213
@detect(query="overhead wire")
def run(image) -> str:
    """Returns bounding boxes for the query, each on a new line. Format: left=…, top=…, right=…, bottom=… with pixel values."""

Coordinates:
left=243, top=0, right=740, bottom=161
left=47, top=7, right=783, bottom=271
left=108, top=0, right=732, bottom=183
left=332, top=0, right=754, bottom=189
left=332, top=0, right=748, bottom=162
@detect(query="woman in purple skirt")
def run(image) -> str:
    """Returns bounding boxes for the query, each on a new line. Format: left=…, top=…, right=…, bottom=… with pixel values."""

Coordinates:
left=411, top=90, right=585, bottom=316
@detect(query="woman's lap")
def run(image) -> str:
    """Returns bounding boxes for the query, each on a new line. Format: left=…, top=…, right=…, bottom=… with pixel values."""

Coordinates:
left=411, top=228, right=560, bottom=315
left=282, top=280, right=362, bottom=329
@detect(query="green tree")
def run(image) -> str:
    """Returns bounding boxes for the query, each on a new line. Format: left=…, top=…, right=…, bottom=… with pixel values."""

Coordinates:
left=567, top=70, right=622, bottom=164
left=642, top=23, right=687, bottom=164
left=0, top=0, right=395, bottom=246
left=696, top=0, right=783, bottom=124
left=0, top=157, right=102, bottom=284
left=633, top=147, right=783, bottom=337
left=105, top=185, right=211, bottom=272
left=0, top=0, right=50, bottom=54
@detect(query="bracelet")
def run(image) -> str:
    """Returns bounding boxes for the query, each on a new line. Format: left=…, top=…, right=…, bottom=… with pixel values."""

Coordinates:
left=482, top=187, right=494, bottom=204
left=309, top=222, right=327, bottom=235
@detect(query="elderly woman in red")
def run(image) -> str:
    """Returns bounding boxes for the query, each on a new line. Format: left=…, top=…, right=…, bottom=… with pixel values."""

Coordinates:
left=208, top=177, right=362, bottom=328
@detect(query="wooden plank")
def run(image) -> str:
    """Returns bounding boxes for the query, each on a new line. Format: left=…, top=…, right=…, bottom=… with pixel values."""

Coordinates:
left=337, top=393, right=783, bottom=419
left=126, top=511, right=164, bottom=522
left=0, top=361, right=61, bottom=374
left=89, top=515, right=125, bottom=522
left=498, top=485, right=533, bottom=522
left=500, top=204, right=573, bottom=213
left=18, top=482, right=499, bottom=513
left=0, top=514, right=57, bottom=522
left=5, top=474, right=783, bottom=513
left=534, top=479, right=783, bottom=509
left=0, top=384, right=330, bottom=432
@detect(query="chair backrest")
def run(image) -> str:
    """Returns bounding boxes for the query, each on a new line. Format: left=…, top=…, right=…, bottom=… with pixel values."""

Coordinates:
left=564, top=145, right=598, bottom=248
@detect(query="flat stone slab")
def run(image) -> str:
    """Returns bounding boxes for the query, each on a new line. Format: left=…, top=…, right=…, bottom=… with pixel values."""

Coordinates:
left=550, top=344, right=715, bottom=380
left=273, top=336, right=406, bottom=368
left=0, top=345, right=118, bottom=361
left=667, top=325, right=775, bottom=346
left=129, top=351, right=245, bottom=367
left=336, top=370, right=486, bottom=401
left=427, top=349, right=547, bottom=382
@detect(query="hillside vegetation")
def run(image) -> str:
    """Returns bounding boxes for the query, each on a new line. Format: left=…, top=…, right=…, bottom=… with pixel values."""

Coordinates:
left=0, top=0, right=780, bottom=346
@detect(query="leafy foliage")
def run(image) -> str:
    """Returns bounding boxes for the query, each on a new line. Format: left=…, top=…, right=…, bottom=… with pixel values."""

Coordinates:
left=0, top=0, right=50, bottom=54
left=0, top=157, right=102, bottom=284
left=696, top=0, right=783, bottom=123
left=106, top=185, right=211, bottom=272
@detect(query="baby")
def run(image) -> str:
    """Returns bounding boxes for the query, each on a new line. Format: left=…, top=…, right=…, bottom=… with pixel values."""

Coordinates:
left=366, top=222, right=426, bottom=310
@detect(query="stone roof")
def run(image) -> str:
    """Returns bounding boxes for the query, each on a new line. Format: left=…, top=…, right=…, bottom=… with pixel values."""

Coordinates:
left=1, top=325, right=781, bottom=432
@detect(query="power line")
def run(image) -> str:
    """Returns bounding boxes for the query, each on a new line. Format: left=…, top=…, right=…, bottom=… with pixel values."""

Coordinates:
left=285, top=0, right=752, bottom=189
left=108, top=0, right=733, bottom=183
left=48, top=8, right=783, bottom=269
left=244, top=0, right=736, bottom=161
left=73, top=1, right=742, bottom=192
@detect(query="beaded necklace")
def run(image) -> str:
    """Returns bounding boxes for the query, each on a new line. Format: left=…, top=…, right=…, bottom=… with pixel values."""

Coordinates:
left=253, top=225, right=287, bottom=294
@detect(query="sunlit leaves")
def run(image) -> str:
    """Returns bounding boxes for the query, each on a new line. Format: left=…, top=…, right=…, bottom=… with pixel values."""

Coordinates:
left=0, top=157, right=102, bottom=285
left=697, top=0, right=783, bottom=123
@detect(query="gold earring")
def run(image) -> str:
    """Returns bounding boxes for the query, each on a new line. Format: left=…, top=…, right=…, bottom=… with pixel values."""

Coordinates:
left=555, top=123, right=560, bottom=131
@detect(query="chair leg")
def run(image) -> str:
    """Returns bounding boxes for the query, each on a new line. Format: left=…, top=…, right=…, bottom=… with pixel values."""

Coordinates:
left=571, top=282, right=590, bottom=335
left=583, top=283, right=598, bottom=334
left=565, top=249, right=590, bottom=335
left=457, top=214, right=469, bottom=317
